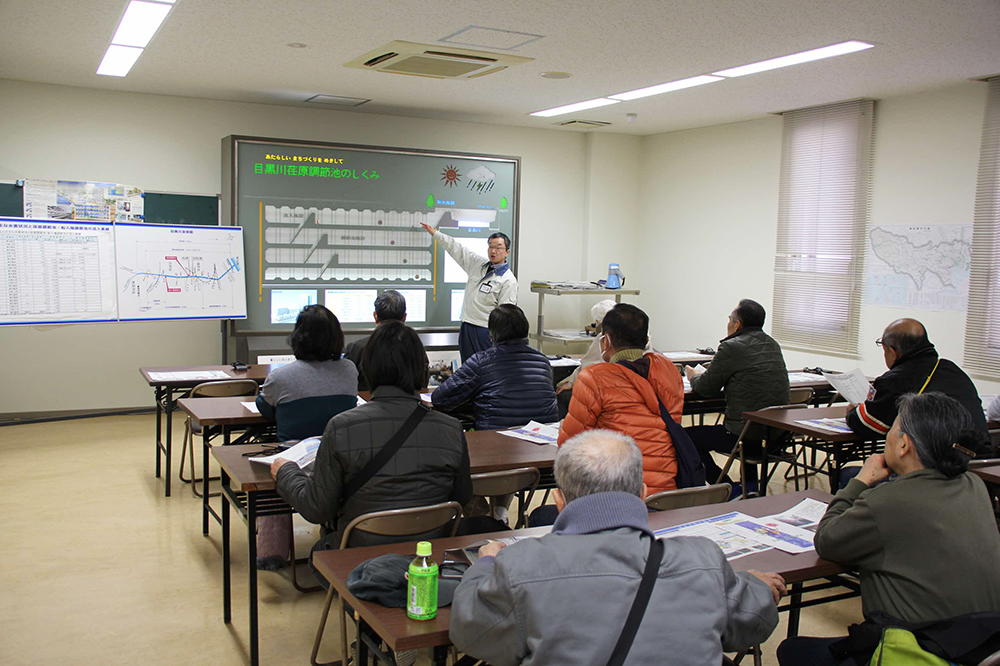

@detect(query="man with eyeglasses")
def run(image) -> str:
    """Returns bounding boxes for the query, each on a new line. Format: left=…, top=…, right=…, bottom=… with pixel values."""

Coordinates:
left=421, top=222, right=517, bottom=363
left=848, top=318, right=988, bottom=438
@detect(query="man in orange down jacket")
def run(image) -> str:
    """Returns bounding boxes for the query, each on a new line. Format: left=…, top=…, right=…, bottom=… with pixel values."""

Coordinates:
left=558, top=303, right=685, bottom=493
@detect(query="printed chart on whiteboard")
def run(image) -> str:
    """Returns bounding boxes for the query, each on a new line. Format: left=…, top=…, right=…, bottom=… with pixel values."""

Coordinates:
left=115, top=223, right=247, bottom=321
left=0, top=218, right=118, bottom=325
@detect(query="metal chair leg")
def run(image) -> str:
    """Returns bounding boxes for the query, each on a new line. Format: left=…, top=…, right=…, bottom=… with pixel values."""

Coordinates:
left=191, top=428, right=220, bottom=499
left=309, top=586, right=343, bottom=666
left=289, top=519, right=322, bottom=594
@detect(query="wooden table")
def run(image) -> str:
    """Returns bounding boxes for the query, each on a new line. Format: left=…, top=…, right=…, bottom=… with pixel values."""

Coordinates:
left=177, top=397, right=273, bottom=535
left=742, top=405, right=882, bottom=490
left=210, top=430, right=558, bottom=666
left=312, top=489, right=849, bottom=665
left=140, top=364, right=271, bottom=496
left=971, top=463, right=1000, bottom=485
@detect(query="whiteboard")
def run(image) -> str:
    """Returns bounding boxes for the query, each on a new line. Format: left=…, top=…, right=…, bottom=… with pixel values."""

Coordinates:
left=0, top=218, right=118, bottom=325
left=115, top=223, right=247, bottom=321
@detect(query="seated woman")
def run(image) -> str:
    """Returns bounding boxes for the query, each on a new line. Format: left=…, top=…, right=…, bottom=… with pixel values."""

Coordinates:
left=256, top=304, right=358, bottom=442
left=270, top=320, right=473, bottom=555
left=778, top=392, right=1000, bottom=666
left=254, top=304, right=358, bottom=569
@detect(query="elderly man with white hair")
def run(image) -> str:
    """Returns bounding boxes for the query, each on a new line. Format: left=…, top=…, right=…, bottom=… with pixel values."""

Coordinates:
left=449, top=429, right=784, bottom=666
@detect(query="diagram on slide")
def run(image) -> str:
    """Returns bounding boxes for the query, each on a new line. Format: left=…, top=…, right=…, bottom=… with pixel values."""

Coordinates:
left=262, top=205, right=441, bottom=282
left=115, top=224, right=247, bottom=320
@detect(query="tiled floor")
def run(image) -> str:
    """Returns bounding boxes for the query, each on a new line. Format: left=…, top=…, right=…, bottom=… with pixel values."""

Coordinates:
left=0, top=413, right=862, bottom=665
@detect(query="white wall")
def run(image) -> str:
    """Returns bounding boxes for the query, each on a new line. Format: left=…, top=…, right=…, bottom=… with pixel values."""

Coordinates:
left=635, top=116, right=783, bottom=349
left=0, top=79, right=606, bottom=412
left=636, top=81, right=1000, bottom=395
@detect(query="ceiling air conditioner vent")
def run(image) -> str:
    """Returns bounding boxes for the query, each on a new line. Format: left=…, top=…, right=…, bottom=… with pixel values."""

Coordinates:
left=346, top=41, right=532, bottom=80
left=554, top=120, right=612, bottom=128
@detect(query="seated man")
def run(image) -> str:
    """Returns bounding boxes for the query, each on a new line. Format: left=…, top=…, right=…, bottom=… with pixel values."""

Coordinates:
left=343, top=289, right=406, bottom=392
left=778, top=392, right=1000, bottom=666
left=848, top=318, right=988, bottom=438
left=686, top=299, right=790, bottom=491
left=559, top=303, right=685, bottom=493
left=450, top=429, right=784, bottom=666
left=432, top=304, right=558, bottom=430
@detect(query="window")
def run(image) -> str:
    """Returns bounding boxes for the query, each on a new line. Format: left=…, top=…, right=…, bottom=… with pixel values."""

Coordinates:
left=964, top=77, right=1000, bottom=378
left=771, top=99, right=874, bottom=356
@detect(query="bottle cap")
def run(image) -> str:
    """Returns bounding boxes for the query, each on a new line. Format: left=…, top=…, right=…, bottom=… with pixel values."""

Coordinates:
left=415, top=541, right=432, bottom=557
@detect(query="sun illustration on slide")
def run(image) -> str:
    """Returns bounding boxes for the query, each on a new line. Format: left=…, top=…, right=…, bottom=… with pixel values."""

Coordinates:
left=440, top=164, right=461, bottom=188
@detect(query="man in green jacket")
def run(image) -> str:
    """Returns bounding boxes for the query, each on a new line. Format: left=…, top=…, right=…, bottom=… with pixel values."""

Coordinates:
left=686, top=299, right=789, bottom=494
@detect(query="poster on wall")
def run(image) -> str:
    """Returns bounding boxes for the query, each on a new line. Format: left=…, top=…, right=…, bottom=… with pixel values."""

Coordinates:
left=23, top=179, right=144, bottom=223
left=863, top=224, right=973, bottom=312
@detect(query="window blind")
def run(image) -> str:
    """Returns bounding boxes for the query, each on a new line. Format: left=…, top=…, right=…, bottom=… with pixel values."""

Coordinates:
left=771, top=99, right=874, bottom=356
left=964, top=77, right=1000, bottom=378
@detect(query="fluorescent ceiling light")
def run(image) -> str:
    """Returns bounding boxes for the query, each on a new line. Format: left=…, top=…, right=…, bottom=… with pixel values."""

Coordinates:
left=97, top=44, right=144, bottom=77
left=713, top=40, right=874, bottom=78
left=610, top=75, right=723, bottom=101
left=111, top=0, right=173, bottom=48
left=531, top=98, right=620, bottom=117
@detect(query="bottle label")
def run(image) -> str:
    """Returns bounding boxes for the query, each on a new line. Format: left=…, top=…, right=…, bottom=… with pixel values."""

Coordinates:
left=406, top=568, right=438, bottom=620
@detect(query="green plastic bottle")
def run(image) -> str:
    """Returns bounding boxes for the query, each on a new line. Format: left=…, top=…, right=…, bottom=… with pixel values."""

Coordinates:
left=406, top=541, right=439, bottom=621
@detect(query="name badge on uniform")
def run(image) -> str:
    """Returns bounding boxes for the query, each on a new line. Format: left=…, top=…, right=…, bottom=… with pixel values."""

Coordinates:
left=479, top=282, right=493, bottom=294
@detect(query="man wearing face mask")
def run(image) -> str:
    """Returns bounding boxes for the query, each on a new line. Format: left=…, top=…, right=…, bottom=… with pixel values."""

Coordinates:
left=420, top=222, right=517, bottom=363
left=558, top=304, right=685, bottom=494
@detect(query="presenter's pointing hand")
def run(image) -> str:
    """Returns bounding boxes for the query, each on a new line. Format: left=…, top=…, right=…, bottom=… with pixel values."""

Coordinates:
left=419, top=222, right=436, bottom=236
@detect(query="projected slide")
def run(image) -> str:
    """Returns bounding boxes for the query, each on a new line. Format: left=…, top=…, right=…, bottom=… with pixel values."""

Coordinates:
left=443, top=237, right=489, bottom=283
left=270, top=289, right=316, bottom=324
left=0, top=218, right=118, bottom=325
left=451, top=290, right=464, bottom=322
left=325, top=289, right=377, bottom=323
left=397, top=289, right=427, bottom=323
left=115, top=223, right=247, bottom=321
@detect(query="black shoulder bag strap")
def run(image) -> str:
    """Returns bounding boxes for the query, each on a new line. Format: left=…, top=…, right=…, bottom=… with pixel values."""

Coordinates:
left=341, top=404, right=429, bottom=503
left=606, top=537, right=664, bottom=666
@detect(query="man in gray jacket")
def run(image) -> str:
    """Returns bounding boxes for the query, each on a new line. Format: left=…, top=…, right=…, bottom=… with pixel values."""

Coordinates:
left=686, top=299, right=790, bottom=493
left=449, top=430, right=783, bottom=666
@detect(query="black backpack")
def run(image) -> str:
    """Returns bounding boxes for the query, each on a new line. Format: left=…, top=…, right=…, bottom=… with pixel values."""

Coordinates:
left=616, top=360, right=707, bottom=489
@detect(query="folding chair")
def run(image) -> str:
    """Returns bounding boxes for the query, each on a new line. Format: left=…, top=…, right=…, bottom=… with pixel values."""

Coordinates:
left=717, top=388, right=815, bottom=499
left=645, top=483, right=732, bottom=511
left=178, top=379, right=259, bottom=497
left=310, top=501, right=463, bottom=666
left=470, top=467, right=540, bottom=529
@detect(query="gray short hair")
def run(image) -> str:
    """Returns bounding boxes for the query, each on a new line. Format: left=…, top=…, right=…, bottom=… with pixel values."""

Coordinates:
left=374, top=290, right=406, bottom=321
left=555, top=430, right=644, bottom=503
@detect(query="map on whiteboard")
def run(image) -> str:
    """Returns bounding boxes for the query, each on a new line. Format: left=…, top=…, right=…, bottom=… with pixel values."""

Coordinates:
left=115, top=224, right=247, bottom=321
left=864, top=224, right=972, bottom=312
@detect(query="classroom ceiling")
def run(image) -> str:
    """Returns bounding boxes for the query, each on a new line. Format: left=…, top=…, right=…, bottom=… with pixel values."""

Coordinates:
left=0, top=0, right=998, bottom=136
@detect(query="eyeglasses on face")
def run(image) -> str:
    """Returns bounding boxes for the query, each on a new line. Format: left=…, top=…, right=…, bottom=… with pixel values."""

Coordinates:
left=875, top=338, right=884, bottom=348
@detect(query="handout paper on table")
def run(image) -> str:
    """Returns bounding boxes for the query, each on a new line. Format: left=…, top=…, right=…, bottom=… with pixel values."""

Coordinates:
left=655, top=512, right=773, bottom=561
left=148, top=370, right=230, bottom=381
left=549, top=357, right=582, bottom=368
left=498, top=421, right=560, bottom=445
left=822, top=369, right=875, bottom=404
left=662, top=352, right=713, bottom=362
left=795, top=417, right=853, bottom=434
left=249, top=437, right=321, bottom=467
left=722, top=515, right=816, bottom=554
left=356, top=396, right=367, bottom=406
left=419, top=393, right=433, bottom=405
left=765, top=498, right=828, bottom=533
left=788, top=372, right=829, bottom=386
left=241, top=401, right=260, bottom=414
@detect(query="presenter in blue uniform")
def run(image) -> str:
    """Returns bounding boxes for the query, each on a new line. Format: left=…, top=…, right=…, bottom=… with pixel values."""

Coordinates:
left=420, top=222, right=517, bottom=362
